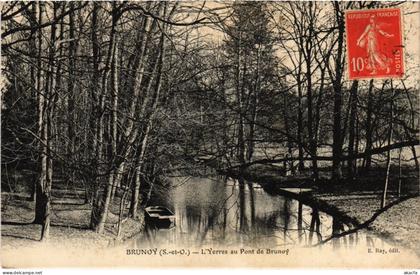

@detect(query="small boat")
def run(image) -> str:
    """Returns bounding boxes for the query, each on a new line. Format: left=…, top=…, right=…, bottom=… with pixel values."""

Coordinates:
left=145, top=206, right=176, bottom=228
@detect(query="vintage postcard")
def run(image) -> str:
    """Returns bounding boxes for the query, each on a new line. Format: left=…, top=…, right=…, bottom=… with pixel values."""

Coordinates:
left=1, top=1, right=419, bottom=270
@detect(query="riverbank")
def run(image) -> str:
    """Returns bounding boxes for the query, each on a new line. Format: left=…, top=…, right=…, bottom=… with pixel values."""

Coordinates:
left=2, top=166, right=419, bottom=260
left=1, top=191, right=144, bottom=253
left=223, top=164, right=420, bottom=255
left=312, top=193, right=420, bottom=253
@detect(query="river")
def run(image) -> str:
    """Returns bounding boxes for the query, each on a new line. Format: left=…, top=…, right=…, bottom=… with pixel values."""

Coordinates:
left=133, top=176, right=393, bottom=250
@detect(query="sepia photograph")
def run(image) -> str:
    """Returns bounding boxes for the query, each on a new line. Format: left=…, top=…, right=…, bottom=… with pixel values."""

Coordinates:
left=1, top=0, right=419, bottom=269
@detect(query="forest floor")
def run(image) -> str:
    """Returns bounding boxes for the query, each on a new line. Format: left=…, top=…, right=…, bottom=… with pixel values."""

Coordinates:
left=230, top=164, right=420, bottom=256
left=1, top=188, right=144, bottom=253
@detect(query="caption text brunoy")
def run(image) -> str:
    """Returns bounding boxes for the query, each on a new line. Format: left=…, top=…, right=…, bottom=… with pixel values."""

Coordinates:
left=126, top=248, right=290, bottom=257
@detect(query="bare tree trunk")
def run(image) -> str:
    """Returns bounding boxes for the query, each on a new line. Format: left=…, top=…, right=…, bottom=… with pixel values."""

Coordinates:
left=398, top=148, right=402, bottom=197
left=94, top=174, right=113, bottom=234
left=236, top=34, right=246, bottom=168
left=117, top=187, right=130, bottom=238
left=247, top=44, right=260, bottom=162
left=304, top=22, right=317, bottom=180
left=29, top=2, right=38, bottom=202
left=88, top=2, right=99, bottom=205
left=381, top=81, right=394, bottom=209
left=363, top=79, right=374, bottom=173
left=347, top=80, right=359, bottom=179
left=296, top=52, right=304, bottom=172
left=130, top=164, right=142, bottom=219
left=238, top=178, right=246, bottom=231
left=233, top=31, right=247, bottom=232
left=67, top=2, right=77, bottom=186
left=129, top=124, right=151, bottom=218
left=283, top=91, right=294, bottom=175
left=33, top=2, right=45, bottom=225
left=34, top=2, right=58, bottom=241
left=110, top=40, right=119, bottom=200
left=88, top=1, right=101, bottom=210
left=354, top=114, right=360, bottom=176
left=91, top=3, right=119, bottom=233
left=331, top=2, right=345, bottom=180
left=247, top=181, right=255, bottom=226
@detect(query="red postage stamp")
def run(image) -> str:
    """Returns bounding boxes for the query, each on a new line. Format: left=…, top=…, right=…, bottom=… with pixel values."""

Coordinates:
left=345, top=8, right=404, bottom=80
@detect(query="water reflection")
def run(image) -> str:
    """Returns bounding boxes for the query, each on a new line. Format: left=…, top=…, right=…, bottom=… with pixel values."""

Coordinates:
left=134, top=177, right=390, bottom=250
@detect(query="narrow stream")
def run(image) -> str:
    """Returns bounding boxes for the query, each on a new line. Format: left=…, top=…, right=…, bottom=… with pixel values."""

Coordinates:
left=133, top=176, right=393, bottom=250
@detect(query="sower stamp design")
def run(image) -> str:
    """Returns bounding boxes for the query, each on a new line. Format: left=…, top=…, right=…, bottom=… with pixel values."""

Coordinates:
left=345, top=8, right=404, bottom=80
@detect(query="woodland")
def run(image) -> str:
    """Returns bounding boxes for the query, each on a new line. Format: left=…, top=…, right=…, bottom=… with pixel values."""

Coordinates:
left=1, top=1, right=419, bottom=242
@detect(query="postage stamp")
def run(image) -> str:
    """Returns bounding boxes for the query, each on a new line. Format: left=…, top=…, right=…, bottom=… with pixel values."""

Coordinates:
left=345, top=8, right=404, bottom=80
